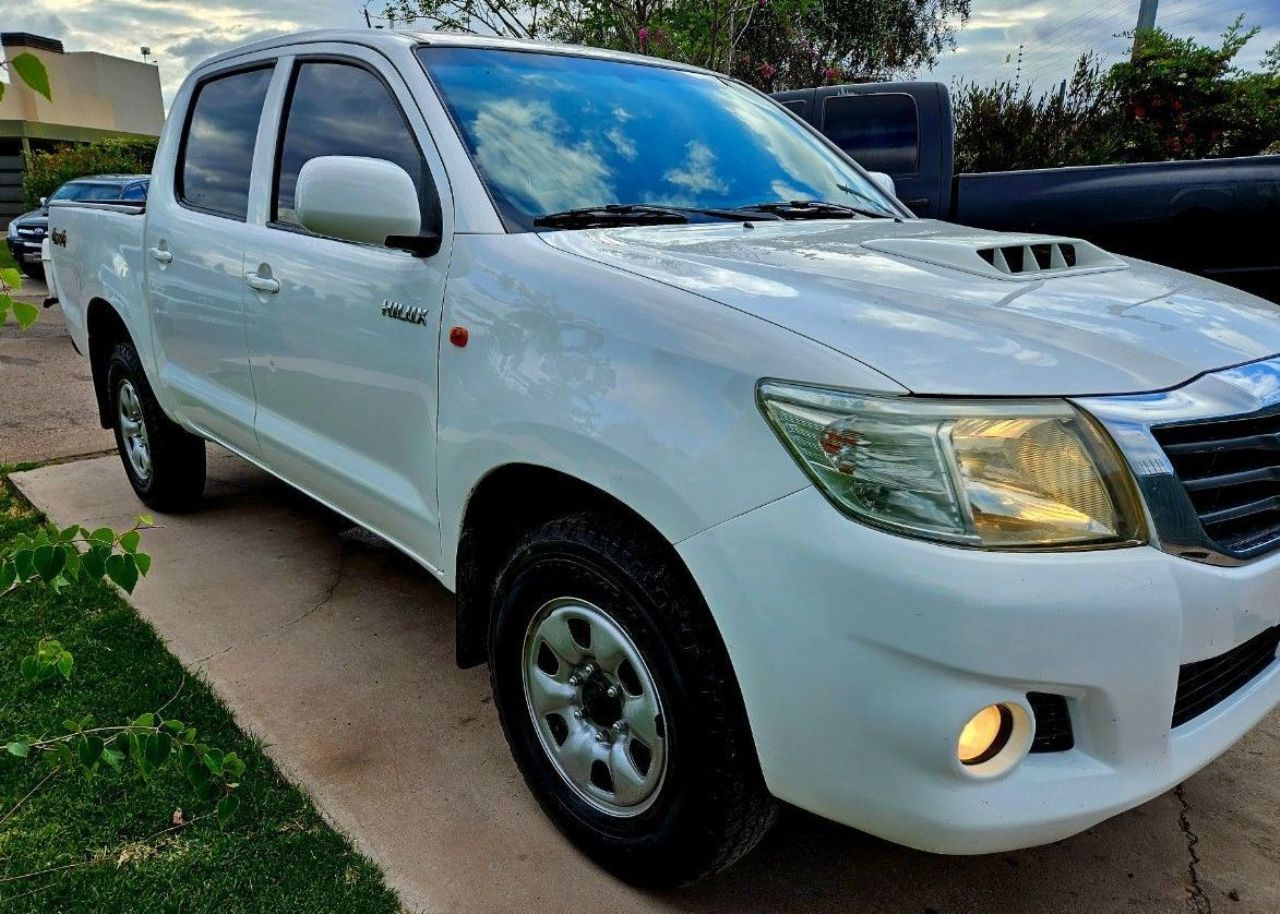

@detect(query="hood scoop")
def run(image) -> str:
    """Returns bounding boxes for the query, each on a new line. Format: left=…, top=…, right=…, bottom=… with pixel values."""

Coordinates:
left=862, top=234, right=1127, bottom=282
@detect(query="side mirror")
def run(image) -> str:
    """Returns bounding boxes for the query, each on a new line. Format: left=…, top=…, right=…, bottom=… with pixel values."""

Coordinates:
left=296, top=156, right=438, bottom=255
left=39, top=196, right=48, bottom=207
left=867, top=172, right=896, bottom=200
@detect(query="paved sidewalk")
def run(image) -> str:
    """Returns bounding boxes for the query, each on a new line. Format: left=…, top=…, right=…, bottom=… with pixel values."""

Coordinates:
left=12, top=452, right=1280, bottom=913
left=1, top=278, right=115, bottom=464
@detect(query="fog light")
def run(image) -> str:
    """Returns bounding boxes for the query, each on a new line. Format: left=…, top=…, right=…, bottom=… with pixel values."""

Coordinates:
left=958, top=704, right=1013, bottom=765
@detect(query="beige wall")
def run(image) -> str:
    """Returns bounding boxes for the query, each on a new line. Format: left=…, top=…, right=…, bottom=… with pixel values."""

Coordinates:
left=0, top=41, right=163, bottom=138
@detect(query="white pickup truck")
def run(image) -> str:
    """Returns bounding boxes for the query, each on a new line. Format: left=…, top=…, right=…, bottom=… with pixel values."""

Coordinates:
left=48, top=29, right=1280, bottom=887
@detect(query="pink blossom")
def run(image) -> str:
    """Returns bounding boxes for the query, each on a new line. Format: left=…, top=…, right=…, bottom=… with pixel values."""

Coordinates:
left=823, top=66, right=838, bottom=81
left=638, top=26, right=649, bottom=43
left=759, top=62, right=777, bottom=79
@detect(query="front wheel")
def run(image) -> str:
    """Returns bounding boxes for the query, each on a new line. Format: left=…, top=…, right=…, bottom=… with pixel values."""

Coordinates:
left=490, top=512, right=775, bottom=887
left=107, top=342, right=206, bottom=512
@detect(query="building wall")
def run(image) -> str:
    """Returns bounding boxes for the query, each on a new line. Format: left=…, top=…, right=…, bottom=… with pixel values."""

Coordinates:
left=1, top=35, right=163, bottom=222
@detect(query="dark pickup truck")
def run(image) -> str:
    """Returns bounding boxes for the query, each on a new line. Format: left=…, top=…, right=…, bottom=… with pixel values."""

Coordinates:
left=775, top=82, right=1280, bottom=302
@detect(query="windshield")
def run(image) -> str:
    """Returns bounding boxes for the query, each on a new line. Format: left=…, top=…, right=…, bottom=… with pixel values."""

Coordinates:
left=417, top=47, right=899, bottom=230
left=50, top=182, right=126, bottom=202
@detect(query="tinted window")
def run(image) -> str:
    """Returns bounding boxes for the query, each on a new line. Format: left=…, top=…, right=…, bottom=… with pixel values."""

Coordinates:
left=179, top=67, right=272, bottom=219
left=275, top=61, right=424, bottom=228
left=822, top=94, right=919, bottom=176
left=419, top=48, right=896, bottom=231
left=782, top=100, right=808, bottom=117
left=51, top=182, right=126, bottom=202
left=120, top=182, right=148, bottom=202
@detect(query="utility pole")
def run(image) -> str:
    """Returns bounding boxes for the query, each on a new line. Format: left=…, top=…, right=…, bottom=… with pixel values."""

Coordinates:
left=1132, top=0, right=1159, bottom=58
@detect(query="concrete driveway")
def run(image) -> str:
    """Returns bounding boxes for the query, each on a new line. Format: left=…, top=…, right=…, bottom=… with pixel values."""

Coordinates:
left=0, top=277, right=115, bottom=464
left=12, top=450, right=1280, bottom=914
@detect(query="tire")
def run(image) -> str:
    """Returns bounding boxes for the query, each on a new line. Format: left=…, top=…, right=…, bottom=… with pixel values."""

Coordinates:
left=107, top=342, right=206, bottom=512
left=489, top=511, right=776, bottom=887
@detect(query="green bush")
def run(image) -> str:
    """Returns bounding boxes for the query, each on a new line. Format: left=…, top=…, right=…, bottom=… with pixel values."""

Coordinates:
left=955, top=18, right=1280, bottom=173
left=21, top=137, right=158, bottom=209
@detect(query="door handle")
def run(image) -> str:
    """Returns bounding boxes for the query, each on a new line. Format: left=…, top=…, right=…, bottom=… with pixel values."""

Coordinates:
left=148, top=247, right=173, bottom=264
left=244, top=272, right=280, bottom=294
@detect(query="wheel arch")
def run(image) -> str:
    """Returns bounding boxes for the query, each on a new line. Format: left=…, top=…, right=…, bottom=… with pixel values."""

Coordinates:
left=87, top=297, right=135, bottom=428
left=453, top=463, right=706, bottom=670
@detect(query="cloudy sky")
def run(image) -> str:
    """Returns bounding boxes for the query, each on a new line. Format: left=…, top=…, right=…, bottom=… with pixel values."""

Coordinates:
left=4, top=0, right=1278, bottom=106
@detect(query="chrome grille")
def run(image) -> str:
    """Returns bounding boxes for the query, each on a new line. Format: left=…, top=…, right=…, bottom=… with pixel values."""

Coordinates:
left=1152, top=409, right=1280, bottom=559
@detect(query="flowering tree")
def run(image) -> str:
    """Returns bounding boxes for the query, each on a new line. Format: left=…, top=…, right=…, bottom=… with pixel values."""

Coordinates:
left=376, top=0, right=969, bottom=89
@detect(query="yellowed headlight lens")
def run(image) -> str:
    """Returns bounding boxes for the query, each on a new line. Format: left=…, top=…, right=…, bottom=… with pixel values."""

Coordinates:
left=950, top=415, right=1139, bottom=547
left=958, top=704, right=1011, bottom=765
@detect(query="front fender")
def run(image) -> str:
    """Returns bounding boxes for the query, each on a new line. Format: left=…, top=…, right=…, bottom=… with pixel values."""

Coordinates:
left=436, top=234, right=906, bottom=586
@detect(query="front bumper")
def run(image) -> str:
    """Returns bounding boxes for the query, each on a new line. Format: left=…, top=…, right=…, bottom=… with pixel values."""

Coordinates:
left=677, top=486, right=1280, bottom=854
left=7, top=237, right=43, bottom=264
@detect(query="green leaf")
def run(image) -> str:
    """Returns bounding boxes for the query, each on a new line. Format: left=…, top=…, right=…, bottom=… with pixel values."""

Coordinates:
left=0, top=266, right=21, bottom=289
left=20, top=655, right=39, bottom=683
left=11, top=53, right=52, bottom=101
left=101, top=747, right=125, bottom=770
left=134, top=552, right=152, bottom=576
left=58, top=524, right=82, bottom=542
left=216, top=794, right=241, bottom=828
left=89, top=527, right=115, bottom=546
left=0, top=560, right=15, bottom=592
left=161, top=719, right=185, bottom=735
left=144, top=732, right=171, bottom=768
left=33, top=543, right=66, bottom=583
left=82, top=547, right=106, bottom=582
left=13, top=548, right=35, bottom=582
left=12, top=300, right=38, bottom=330
left=136, top=514, right=155, bottom=526
left=60, top=544, right=80, bottom=581
left=202, top=748, right=224, bottom=776
left=56, top=651, right=74, bottom=680
left=132, top=712, right=155, bottom=729
left=78, top=735, right=105, bottom=771
left=119, top=530, right=141, bottom=554
left=221, top=751, right=246, bottom=778
left=0, top=293, right=10, bottom=323
left=105, top=553, right=139, bottom=593
left=5, top=739, right=30, bottom=758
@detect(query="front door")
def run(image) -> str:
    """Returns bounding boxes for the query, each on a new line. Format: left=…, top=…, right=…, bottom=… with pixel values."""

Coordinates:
left=147, top=63, right=275, bottom=452
left=242, top=52, right=452, bottom=566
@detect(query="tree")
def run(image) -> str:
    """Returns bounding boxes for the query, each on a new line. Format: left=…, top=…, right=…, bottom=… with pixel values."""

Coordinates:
left=22, top=138, right=158, bottom=209
left=377, top=0, right=970, bottom=89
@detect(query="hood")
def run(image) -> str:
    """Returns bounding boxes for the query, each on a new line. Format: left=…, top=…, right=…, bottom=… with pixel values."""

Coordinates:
left=541, top=219, right=1280, bottom=396
left=10, top=208, right=47, bottom=229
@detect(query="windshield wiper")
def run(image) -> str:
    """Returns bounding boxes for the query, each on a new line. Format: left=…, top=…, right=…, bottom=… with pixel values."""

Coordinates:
left=534, top=204, right=691, bottom=229
left=533, top=203, right=786, bottom=230
left=733, top=200, right=898, bottom=221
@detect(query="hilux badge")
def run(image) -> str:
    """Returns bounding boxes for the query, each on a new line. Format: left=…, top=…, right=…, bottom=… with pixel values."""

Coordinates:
left=381, top=299, right=429, bottom=325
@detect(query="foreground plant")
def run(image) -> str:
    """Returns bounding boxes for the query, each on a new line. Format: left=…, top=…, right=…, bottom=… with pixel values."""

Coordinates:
left=2, top=515, right=245, bottom=828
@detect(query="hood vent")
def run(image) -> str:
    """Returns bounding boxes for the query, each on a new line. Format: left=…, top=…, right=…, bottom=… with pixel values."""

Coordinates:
left=862, top=235, right=1126, bottom=281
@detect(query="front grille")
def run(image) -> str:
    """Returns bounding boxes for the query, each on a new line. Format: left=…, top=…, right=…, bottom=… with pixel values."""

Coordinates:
left=1153, top=410, right=1280, bottom=558
left=1172, top=626, right=1280, bottom=728
left=1027, top=692, right=1074, bottom=752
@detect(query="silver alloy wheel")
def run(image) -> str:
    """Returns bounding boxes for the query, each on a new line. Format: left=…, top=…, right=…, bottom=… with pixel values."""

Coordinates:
left=116, top=379, right=152, bottom=483
left=523, top=597, right=667, bottom=817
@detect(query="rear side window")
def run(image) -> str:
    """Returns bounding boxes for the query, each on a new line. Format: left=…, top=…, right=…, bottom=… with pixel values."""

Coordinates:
left=274, top=61, right=425, bottom=229
left=781, top=100, right=808, bottom=117
left=178, top=66, right=273, bottom=219
left=821, top=93, right=919, bottom=176
left=120, top=182, right=148, bottom=202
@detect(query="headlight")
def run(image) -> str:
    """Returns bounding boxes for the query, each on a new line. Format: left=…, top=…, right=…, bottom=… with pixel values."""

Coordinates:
left=758, top=381, right=1145, bottom=548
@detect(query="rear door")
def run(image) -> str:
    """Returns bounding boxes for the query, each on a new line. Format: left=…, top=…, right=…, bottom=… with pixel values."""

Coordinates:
left=241, top=47, right=453, bottom=565
left=146, top=62, right=276, bottom=451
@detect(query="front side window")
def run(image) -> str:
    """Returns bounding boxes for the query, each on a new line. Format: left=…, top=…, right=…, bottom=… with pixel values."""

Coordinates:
left=821, top=94, right=920, bottom=177
left=178, top=66, right=273, bottom=219
left=418, top=47, right=897, bottom=230
left=274, top=60, right=425, bottom=229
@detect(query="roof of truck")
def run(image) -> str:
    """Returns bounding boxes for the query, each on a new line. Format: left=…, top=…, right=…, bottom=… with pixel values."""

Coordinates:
left=198, top=28, right=708, bottom=75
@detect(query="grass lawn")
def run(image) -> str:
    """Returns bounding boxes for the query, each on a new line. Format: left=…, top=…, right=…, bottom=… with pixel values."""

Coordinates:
left=0, top=466, right=403, bottom=913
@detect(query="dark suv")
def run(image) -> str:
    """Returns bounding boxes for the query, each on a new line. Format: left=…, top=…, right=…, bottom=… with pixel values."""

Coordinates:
left=6, top=174, right=149, bottom=278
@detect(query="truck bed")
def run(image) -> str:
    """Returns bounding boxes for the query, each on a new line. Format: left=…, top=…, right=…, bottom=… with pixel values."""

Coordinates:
left=47, top=201, right=148, bottom=359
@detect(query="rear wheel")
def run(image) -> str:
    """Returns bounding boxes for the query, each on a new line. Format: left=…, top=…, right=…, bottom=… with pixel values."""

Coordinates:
left=490, top=512, right=775, bottom=887
left=107, top=342, right=206, bottom=511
